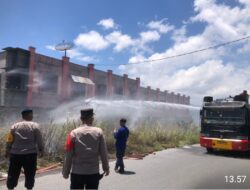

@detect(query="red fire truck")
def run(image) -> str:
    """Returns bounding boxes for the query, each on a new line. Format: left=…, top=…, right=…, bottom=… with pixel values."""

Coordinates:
left=200, top=96, right=250, bottom=153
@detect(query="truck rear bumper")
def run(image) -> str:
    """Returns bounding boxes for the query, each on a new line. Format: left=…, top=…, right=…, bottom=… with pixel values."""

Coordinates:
left=200, top=136, right=249, bottom=151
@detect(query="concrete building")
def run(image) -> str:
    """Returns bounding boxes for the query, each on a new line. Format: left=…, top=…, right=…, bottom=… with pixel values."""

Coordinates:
left=0, top=46, right=190, bottom=109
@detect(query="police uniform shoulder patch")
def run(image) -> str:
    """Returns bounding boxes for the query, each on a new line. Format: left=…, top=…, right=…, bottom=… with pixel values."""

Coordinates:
left=6, top=132, right=14, bottom=143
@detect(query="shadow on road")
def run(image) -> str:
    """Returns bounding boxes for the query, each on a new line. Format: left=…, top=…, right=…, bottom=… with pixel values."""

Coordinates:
left=181, top=145, right=250, bottom=160
left=118, top=171, right=136, bottom=175
left=206, top=150, right=250, bottom=160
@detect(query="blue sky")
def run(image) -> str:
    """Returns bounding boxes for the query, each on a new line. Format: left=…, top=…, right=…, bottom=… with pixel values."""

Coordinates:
left=0, top=0, right=195, bottom=67
left=1, top=0, right=250, bottom=105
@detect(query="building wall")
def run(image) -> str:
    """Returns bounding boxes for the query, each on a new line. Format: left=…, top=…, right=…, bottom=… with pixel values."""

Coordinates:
left=32, top=54, right=62, bottom=107
left=70, top=62, right=88, bottom=98
left=0, top=51, right=7, bottom=69
left=138, top=86, right=148, bottom=100
left=1, top=48, right=29, bottom=107
left=159, top=91, right=165, bottom=102
left=127, top=78, right=137, bottom=99
left=0, top=52, right=7, bottom=106
left=112, top=74, right=124, bottom=98
left=0, top=106, right=51, bottom=126
left=94, top=69, right=108, bottom=97
left=5, top=89, right=27, bottom=107
left=0, top=47, right=191, bottom=109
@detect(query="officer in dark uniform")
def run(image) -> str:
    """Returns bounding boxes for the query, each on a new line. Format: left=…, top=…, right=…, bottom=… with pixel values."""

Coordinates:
left=113, top=118, right=129, bottom=174
left=240, top=90, right=249, bottom=103
left=234, top=90, right=249, bottom=103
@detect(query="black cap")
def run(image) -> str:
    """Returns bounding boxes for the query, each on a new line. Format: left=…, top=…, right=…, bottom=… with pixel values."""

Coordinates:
left=120, top=118, right=126, bottom=122
left=81, top=108, right=94, bottom=119
left=21, top=109, right=33, bottom=115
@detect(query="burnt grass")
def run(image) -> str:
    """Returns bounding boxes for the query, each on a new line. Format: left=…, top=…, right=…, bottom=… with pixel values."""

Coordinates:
left=0, top=120, right=199, bottom=172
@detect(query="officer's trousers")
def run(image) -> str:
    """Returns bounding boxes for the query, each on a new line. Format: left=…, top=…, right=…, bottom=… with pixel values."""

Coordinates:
left=70, top=173, right=100, bottom=190
left=7, top=153, right=37, bottom=189
left=115, top=149, right=125, bottom=171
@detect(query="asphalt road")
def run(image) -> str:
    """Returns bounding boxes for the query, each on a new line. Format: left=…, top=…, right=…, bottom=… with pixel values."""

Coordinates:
left=1, top=144, right=250, bottom=189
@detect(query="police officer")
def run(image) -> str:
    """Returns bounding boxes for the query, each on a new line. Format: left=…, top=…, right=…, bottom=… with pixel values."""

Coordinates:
left=5, top=109, right=44, bottom=190
left=62, top=108, right=110, bottom=190
left=234, top=90, right=249, bottom=103
left=114, top=118, right=130, bottom=174
left=241, top=90, right=249, bottom=103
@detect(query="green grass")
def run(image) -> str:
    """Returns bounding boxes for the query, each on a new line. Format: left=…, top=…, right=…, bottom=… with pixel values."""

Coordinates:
left=0, top=121, right=199, bottom=172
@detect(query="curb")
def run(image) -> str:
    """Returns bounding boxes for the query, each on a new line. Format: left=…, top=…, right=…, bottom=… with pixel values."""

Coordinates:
left=36, top=163, right=61, bottom=174
left=125, top=151, right=157, bottom=160
left=0, top=163, right=61, bottom=182
left=0, top=151, right=158, bottom=181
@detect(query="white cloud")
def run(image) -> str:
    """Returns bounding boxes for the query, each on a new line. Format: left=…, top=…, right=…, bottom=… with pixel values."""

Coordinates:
left=77, top=56, right=98, bottom=62
left=105, top=29, right=162, bottom=53
left=171, top=26, right=187, bottom=44
left=106, top=31, right=135, bottom=52
left=64, top=0, right=250, bottom=105
left=68, top=49, right=98, bottom=63
left=168, top=60, right=234, bottom=91
left=238, top=40, right=250, bottom=53
left=120, top=58, right=250, bottom=105
left=74, top=31, right=109, bottom=51
left=119, top=0, right=250, bottom=105
left=46, top=45, right=99, bottom=63
left=191, top=0, right=250, bottom=40
left=128, top=55, right=146, bottom=64
left=147, top=19, right=174, bottom=33
left=140, top=30, right=160, bottom=43
left=72, top=19, right=173, bottom=54
left=239, top=0, right=250, bottom=7
left=167, top=60, right=250, bottom=102
left=105, top=30, right=159, bottom=53
left=45, top=45, right=55, bottom=50
left=98, top=18, right=117, bottom=30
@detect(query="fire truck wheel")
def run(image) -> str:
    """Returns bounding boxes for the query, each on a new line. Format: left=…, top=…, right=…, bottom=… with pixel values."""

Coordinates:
left=206, top=148, right=214, bottom=153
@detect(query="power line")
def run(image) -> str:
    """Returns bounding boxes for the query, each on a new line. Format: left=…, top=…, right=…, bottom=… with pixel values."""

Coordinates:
left=95, top=35, right=250, bottom=67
